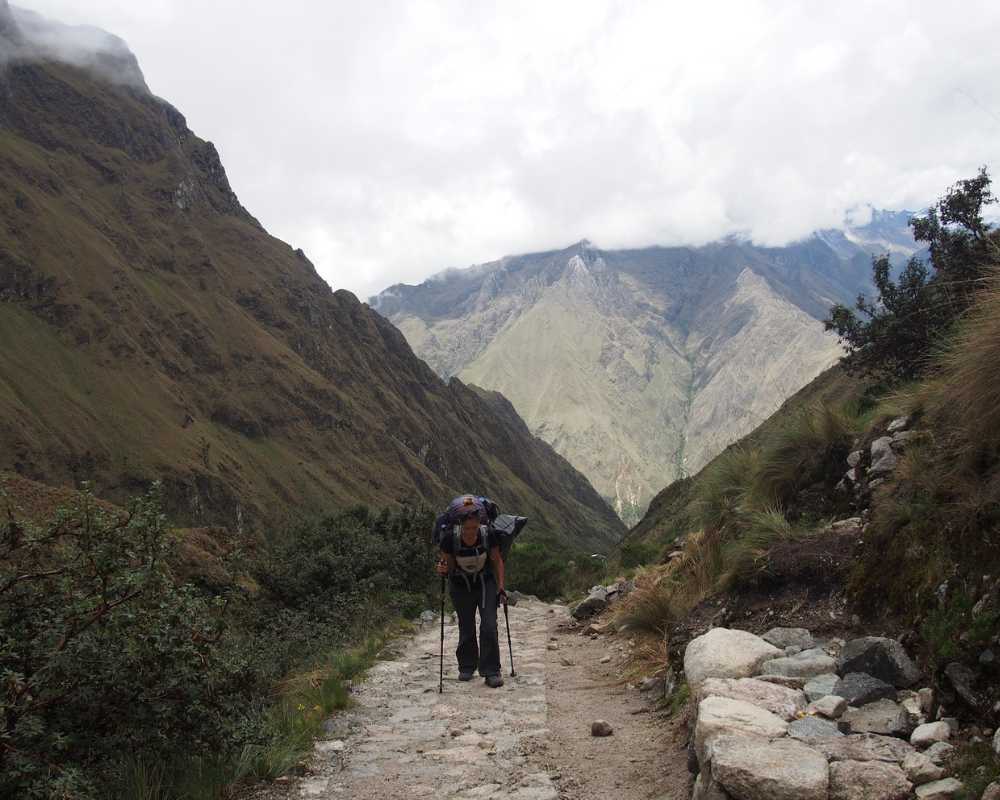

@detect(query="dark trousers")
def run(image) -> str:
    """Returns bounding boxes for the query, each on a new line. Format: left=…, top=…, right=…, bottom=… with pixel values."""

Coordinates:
left=450, top=571, right=501, bottom=677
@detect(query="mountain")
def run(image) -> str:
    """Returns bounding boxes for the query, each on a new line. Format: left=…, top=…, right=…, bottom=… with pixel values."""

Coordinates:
left=373, top=221, right=915, bottom=524
left=0, top=4, right=624, bottom=550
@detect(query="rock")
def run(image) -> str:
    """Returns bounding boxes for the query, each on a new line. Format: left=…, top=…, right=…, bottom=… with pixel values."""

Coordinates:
left=911, top=721, right=951, bottom=748
left=918, top=687, right=935, bottom=714
left=847, top=450, right=863, bottom=468
left=571, top=587, right=608, bottom=620
left=692, top=771, right=732, bottom=800
left=888, top=416, right=911, bottom=433
left=755, top=674, right=808, bottom=689
left=697, top=677, right=807, bottom=721
left=923, top=741, right=955, bottom=766
left=789, top=716, right=844, bottom=739
left=804, top=673, right=840, bottom=702
left=843, top=699, right=912, bottom=737
left=762, top=627, right=815, bottom=650
left=892, top=430, right=917, bottom=446
left=834, top=672, right=898, bottom=706
left=709, top=734, right=829, bottom=800
left=808, top=733, right=916, bottom=764
left=419, top=609, right=436, bottom=623
left=914, top=778, right=965, bottom=799
left=785, top=645, right=802, bottom=656
left=981, top=782, right=1000, bottom=800
left=639, top=675, right=663, bottom=693
left=759, top=648, right=837, bottom=679
left=837, top=637, right=921, bottom=688
left=694, top=696, right=788, bottom=764
left=870, top=437, right=899, bottom=474
left=902, top=751, right=945, bottom=785
left=590, top=719, right=613, bottom=737
left=546, top=644, right=558, bottom=651
left=684, top=628, right=783, bottom=689
left=808, top=694, right=848, bottom=719
left=599, top=655, right=611, bottom=664
left=994, top=726, right=1000, bottom=755
left=831, top=516, right=863, bottom=530
left=829, top=760, right=912, bottom=800
left=944, top=662, right=981, bottom=709
left=559, top=657, right=574, bottom=667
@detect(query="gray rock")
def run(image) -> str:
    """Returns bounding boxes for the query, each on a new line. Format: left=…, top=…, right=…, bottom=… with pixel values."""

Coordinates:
left=755, top=674, right=808, bottom=689
left=808, top=694, right=848, bottom=719
left=709, top=735, right=829, bottom=800
left=571, top=587, right=608, bottom=620
left=923, top=741, right=955, bottom=766
left=870, top=436, right=899, bottom=474
left=807, top=733, right=916, bottom=764
left=694, top=696, right=788, bottom=764
left=911, top=721, right=951, bottom=748
left=834, top=672, right=898, bottom=706
left=887, top=416, right=911, bottom=433
left=843, top=699, right=913, bottom=737
left=837, top=637, right=921, bottom=688
left=918, top=687, right=935, bottom=714
left=762, top=627, right=815, bottom=650
left=804, top=672, right=840, bottom=702
left=830, top=516, right=863, bottom=530
left=760, top=648, right=837, bottom=679
left=789, top=716, right=844, bottom=739
left=944, top=661, right=982, bottom=709
left=847, top=450, right=863, bottom=468
left=829, top=759, right=912, bottom=800
left=994, top=725, right=1000, bottom=755
left=902, top=751, right=945, bottom=785
left=590, top=719, right=613, bottom=736
left=693, top=772, right=732, bottom=800
left=684, top=628, right=783, bottom=689
left=981, top=782, right=1000, bottom=800
left=696, top=677, right=807, bottom=721
left=892, top=430, right=917, bottom=446
left=914, top=778, right=964, bottom=799
left=638, top=675, right=663, bottom=693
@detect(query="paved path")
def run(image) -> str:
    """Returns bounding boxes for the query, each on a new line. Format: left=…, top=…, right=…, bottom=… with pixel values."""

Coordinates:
left=296, top=598, right=559, bottom=800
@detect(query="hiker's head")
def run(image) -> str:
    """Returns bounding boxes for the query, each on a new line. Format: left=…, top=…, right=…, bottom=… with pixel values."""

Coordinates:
left=459, top=513, right=480, bottom=536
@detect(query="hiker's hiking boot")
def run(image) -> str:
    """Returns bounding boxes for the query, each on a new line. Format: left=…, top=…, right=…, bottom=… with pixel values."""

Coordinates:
left=458, top=670, right=474, bottom=681
left=485, top=674, right=504, bottom=688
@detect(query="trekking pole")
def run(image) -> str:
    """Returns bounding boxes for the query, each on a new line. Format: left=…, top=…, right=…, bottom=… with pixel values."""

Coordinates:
left=439, top=575, right=445, bottom=694
left=502, top=597, right=516, bottom=677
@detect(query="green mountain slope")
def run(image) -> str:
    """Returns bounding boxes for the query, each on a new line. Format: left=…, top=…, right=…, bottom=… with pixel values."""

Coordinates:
left=0, top=6, right=624, bottom=550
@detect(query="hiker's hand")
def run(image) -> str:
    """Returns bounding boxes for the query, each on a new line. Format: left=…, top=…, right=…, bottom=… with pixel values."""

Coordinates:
left=497, top=589, right=508, bottom=606
left=435, top=558, right=449, bottom=576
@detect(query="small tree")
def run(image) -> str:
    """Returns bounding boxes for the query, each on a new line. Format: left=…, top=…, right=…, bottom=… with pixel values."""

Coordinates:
left=825, top=168, right=997, bottom=382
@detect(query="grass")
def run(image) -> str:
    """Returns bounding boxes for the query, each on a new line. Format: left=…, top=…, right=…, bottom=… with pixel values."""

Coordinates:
left=951, top=740, right=1000, bottom=800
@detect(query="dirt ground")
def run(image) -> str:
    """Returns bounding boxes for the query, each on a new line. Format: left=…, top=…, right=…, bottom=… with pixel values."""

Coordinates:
left=256, top=598, right=690, bottom=800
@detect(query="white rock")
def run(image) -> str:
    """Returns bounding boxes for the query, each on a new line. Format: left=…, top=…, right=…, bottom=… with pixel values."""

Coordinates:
left=993, top=725, right=1000, bottom=755
left=829, top=759, right=912, bottom=800
left=924, top=741, right=955, bottom=766
left=914, top=778, right=965, bottom=799
left=808, top=694, right=848, bottom=719
left=902, top=751, right=945, bottom=785
left=847, top=450, right=863, bottom=468
left=887, top=416, right=911, bottom=433
left=709, top=734, right=828, bottom=800
left=911, top=721, right=951, bottom=748
left=684, top=628, right=782, bottom=689
left=694, top=696, right=788, bottom=764
left=697, top=677, right=807, bottom=721
left=760, top=648, right=837, bottom=679
left=870, top=436, right=898, bottom=475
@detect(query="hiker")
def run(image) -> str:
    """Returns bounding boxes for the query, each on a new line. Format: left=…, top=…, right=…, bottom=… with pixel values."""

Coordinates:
left=436, top=495, right=507, bottom=688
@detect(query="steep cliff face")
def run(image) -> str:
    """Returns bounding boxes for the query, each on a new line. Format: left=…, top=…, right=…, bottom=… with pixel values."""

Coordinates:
left=375, top=229, right=908, bottom=523
left=0, top=9, right=624, bottom=550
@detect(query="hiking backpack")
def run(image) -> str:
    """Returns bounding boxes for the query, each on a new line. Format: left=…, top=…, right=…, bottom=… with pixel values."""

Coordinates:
left=432, top=494, right=528, bottom=564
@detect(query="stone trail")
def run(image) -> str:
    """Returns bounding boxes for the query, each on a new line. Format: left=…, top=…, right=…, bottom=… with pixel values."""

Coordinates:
left=295, top=599, right=559, bottom=800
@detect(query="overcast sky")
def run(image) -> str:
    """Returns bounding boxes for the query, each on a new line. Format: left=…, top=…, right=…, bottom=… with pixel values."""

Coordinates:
left=18, top=0, right=1000, bottom=299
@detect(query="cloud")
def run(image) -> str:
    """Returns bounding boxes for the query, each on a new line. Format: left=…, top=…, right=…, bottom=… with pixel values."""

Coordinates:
left=15, top=0, right=1000, bottom=298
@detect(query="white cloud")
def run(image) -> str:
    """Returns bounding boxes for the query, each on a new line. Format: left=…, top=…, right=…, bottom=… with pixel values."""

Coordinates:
left=16, top=0, right=1000, bottom=298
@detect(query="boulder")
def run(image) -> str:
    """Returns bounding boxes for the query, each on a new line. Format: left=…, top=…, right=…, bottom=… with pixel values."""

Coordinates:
left=910, top=721, right=951, bottom=748
left=923, top=741, right=955, bottom=766
left=804, top=673, right=840, bottom=702
left=808, top=694, right=848, bottom=719
left=902, top=751, right=945, bottom=785
left=808, top=733, right=916, bottom=764
left=914, top=778, right=965, bottom=799
left=759, top=648, right=837, bottom=679
left=762, top=627, right=815, bottom=650
left=684, top=628, right=782, bottom=689
left=834, top=672, right=898, bottom=706
left=571, top=587, right=608, bottom=620
left=789, top=716, right=843, bottom=739
left=943, top=661, right=981, bottom=709
left=829, top=759, right=912, bottom=800
left=842, top=699, right=912, bottom=737
left=693, top=771, right=732, bottom=800
left=837, top=637, right=921, bottom=688
left=697, top=677, right=807, bottom=721
left=709, top=734, right=829, bottom=800
left=981, top=782, right=1000, bottom=800
left=694, top=696, right=788, bottom=764
left=870, top=437, right=899, bottom=475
